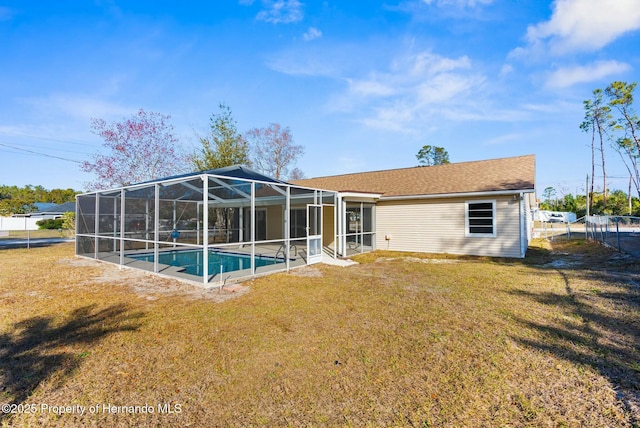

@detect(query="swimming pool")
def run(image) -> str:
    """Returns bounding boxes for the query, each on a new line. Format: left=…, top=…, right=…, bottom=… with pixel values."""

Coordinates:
left=130, top=249, right=282, bottom=277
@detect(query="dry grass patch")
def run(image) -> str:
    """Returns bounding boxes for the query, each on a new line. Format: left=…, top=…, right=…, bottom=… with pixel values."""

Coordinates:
left=0, top=241, right=638, bottom=426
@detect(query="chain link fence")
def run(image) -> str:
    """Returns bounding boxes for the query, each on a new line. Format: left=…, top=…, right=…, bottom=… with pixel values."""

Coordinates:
left=535, top=216, right=640, bottom=257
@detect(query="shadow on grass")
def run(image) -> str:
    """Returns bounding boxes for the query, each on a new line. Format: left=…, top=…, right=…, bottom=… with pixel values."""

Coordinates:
left=0, top=304, right=143, bottom=421
left=507, top=266, right=640, bottom=422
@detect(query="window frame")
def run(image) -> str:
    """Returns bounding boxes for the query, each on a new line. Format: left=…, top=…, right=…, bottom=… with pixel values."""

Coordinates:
left=465, top=200, right=496, bottom=238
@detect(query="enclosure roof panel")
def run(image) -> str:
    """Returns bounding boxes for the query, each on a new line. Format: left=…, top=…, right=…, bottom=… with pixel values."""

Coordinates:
left=126, top=165, right=290, bottom=187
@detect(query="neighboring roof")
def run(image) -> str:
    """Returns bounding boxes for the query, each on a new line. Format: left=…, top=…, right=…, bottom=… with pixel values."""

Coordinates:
left=40, top=201, right=76, bottom=214
left=292, top=155, right=535, bottom=198
left=34, top=202, right=57, bottom=211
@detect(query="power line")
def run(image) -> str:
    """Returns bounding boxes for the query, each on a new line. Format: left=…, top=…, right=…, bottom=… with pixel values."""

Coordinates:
left=0, top=140, right=93, bottom=156
left=0, top=129, right=93, bottom=147
left=0, top=142, right=82, bottom=164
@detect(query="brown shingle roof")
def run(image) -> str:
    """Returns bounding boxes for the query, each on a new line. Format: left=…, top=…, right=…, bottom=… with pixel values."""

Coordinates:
left=292, top=154, right=535, bottom=197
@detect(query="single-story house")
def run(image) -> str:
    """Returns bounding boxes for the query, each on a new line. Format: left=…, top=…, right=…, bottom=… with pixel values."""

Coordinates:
left=293, top=154, right=536, bottom=259
left=38, top=201, right=77, bottom=217
left=75, top=154, right=535, bottom=287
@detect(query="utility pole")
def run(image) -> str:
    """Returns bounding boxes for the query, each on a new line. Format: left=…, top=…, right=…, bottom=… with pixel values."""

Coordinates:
left=585, top=174, right=589, bottom=238
left=630, top=175, right=633, bottom=215
left=586, top=174, right=590, bottom=217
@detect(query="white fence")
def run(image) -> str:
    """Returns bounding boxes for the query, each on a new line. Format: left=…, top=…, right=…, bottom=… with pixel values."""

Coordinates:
left=0, top=216, right=41, bottom=231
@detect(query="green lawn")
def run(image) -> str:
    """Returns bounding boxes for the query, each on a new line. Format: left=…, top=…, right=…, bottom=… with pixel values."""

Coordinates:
left=0, top=240, right=638, bottom=426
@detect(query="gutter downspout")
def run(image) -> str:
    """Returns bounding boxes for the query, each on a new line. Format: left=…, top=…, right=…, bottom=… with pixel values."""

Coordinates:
left=519, top=192, right=526, bottom=258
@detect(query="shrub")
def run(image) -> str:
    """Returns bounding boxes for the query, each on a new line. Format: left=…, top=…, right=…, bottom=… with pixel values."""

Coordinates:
left=61, top=211, right=76, bottom=232
left=36, top=218, right=64, bottom=230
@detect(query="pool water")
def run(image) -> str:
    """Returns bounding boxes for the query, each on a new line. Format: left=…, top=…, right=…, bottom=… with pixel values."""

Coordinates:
left=131, top=249, right=280, bottom=276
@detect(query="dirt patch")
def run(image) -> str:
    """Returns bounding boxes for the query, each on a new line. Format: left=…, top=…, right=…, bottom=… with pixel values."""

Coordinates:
left=542, top=252, right=585, bottom=268
left=58, top=257, right=249, bottom=302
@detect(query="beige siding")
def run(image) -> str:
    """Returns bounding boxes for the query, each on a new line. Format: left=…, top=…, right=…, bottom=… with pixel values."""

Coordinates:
left=375, top=196, right=523, bottom=258
left=322, top=205, right=335, bottom=248
left=265, top=206, right=283, bottom=240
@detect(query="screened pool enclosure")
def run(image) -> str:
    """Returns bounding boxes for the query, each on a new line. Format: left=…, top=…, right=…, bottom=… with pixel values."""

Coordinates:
left=75, top=166, right=356, bottom=287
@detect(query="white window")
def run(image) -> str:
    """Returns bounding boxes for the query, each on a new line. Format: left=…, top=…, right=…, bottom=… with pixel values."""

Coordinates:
left=465, top=200, right=496, bottom=237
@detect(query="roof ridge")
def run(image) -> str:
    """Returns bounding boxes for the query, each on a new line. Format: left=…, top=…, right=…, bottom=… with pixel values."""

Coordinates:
left=301, top=154, right=535, bottom=180
left=292, top=154, right=535, bottom=196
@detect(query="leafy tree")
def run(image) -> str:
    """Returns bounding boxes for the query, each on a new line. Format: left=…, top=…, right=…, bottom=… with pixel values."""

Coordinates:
left=416, top=145, right=450, bottom=166
left=246, top=123, right=304, bottom=180
left=0, top=185, right=38, bottom=214
left=0, top=190, right=35, bottom=215
left=605, top=81, right=640, bottom=198
left=47, top=188, right=79, bottom=204
left=605, top=189, right=631, bottom=215
left=81, top=109, right=187, bottom=190
left=581, top=89, right=612, bottom=211
left=61, top=211, right=76, bottom=236
left=560, top=193, right=577, bottom=213
left=191, top=103, right=250, bottom=171
left=542, top=186, right=556, bottom=210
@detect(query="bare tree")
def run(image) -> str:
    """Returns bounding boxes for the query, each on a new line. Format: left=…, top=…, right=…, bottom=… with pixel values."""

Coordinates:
left=246, top=123, right=304, bottom=180
left=606, top=81, right=640, bottom=198
left=580, top=89, right=612, bottom=211
left=81, top=109, right=187, bottom=190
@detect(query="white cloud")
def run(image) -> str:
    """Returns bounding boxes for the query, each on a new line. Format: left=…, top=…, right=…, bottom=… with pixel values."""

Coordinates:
left=486, top=133, right=526, bottom=145
left=365, top=52, right=475, bottom=98
left=408, top=52, right=471, bottom=75
left=303, top=27, right=322, bottom=41
left=256, top=0, right=303, bottom=24
left=266, top=43, right=362, bottom=77
left=422, top=0, right=493, bottom=7
left=395, top=0, right=493, bottom=18
left=359, top=104, right=417, bottom=133
left=415, top=73, right=481, bottom=104
left=499, top=64, right=514, bottom=77
left=545, top=60, right=631, bottom=88
left=348, top=77, right=396, bottom=97
left=520, top=0, right=640, bottom=56
left=22, top=93, right=134, bottom=121
left=267, top=53, right=338, bottom=77
left=335, top=51, right=487, bottom=132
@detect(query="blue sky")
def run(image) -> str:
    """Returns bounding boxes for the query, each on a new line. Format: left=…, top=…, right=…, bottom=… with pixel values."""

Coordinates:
left=1, top=0, right=639, bottom=198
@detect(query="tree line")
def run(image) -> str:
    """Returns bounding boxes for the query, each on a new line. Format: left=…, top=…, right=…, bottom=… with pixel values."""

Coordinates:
left=540, top=186, right=640, bottom=217
left=81, top=103, right=305, bottom=191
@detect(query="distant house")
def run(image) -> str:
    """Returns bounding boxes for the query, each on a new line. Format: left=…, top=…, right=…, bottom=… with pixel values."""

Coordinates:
left=1, top=201, right=76, bottom=231
left=293, top=154, right=536, bottom=259
left=12, top=202, right=76, bottom=219
left=37, top=201, right=76, bottom=217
